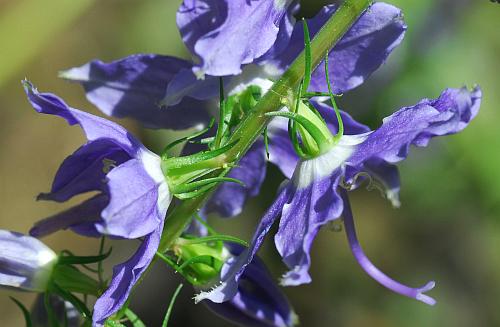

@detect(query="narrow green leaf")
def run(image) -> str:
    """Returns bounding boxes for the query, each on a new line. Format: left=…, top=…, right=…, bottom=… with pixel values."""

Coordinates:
left=263, top=127, right=270, bottom=160
left=214, top=78, right=227, bottom=148
left=181, top=235, right=248, bottom=248
left=194, top=213, right=218, bottom=236
left=9, top=297, right=32, bottom=327
left=155, top=252, right=200, bottom=285
left=301, top=18, right=312, bottom=94
left=124, top=309, right=146, bottom=327
left=266, top=111, right=330, bottom=150
left=290, top=80, right=309, bottom=157
left=104, top=320, right=126, bottom=327
left=173, top=176, right=244, bottom=194
left=162, top=284, right=184, bottom=327
left=58, top=246, right=112, bottom=265
left=52, top=283, right=91, bottom=320
left=324, top=52, right=344, bottom=138
left=288, top=119, right=307, bottom=158
left=302, top=91, right=342, bottom=98
left=162, top=118, right=215, bottom=157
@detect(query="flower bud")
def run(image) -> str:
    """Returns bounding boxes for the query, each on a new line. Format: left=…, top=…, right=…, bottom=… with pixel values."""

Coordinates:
left=0, top=230, right=57, bottom=292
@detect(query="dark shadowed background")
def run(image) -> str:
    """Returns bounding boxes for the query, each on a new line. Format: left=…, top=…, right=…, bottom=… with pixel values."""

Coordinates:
left=1, top=0, right=499, bottom=326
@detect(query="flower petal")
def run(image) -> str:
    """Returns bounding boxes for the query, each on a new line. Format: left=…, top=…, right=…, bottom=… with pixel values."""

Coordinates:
left=0, top=230, right=57, bottom=291
left=267, top=118, right=300, bottom=179
left=267, top=2, right=406, bottom=93
left=162, top=68, right=228, bottom=107
left=92, top=221, right=163, bottom=326
left=61, top=55, right=210, bottom=130
left=348, top=86, right=482, bottom=166
left=23, top=80, right=142, bottom=156
left=37, top=140, right=130, bottom=203
left=30, top=194, right=107, bottom=238
left=177, top=0, right=294, bottom=76
left=276, top=171, right=343, bottom=286
left=98, top=151, right=171, bottom=239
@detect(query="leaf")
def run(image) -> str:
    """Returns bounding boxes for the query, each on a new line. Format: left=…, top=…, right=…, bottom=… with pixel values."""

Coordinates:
left=9, top=297, right=32, bottom=327
left=162, top=284, right=184, bottom=327
left=124, top=309, right=146, bottom=327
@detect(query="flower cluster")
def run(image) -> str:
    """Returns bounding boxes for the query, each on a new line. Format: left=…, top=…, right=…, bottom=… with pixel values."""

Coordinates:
left=0, top=0, right=481, bottom=326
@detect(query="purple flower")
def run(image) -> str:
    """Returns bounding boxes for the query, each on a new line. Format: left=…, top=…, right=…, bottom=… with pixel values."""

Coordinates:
left=24, top=81, right=171, bottom=240
left=92, top=222, right=163, bottom=326
left=23, top=81, right=171, bottom=325
left=60, top=55, right=211, bottom=130
left=201, top=245, right=297, bottom=327
left=177, top=0, right=296, bottom=77
left=0, top=230, right=57, bottom=292
left=267, top=2, right=407, bottom=94
left=31, top=294, right=80, bottom=327
left=192, top=2, right=406, bottom=218
left=62, top=2, right=406, bottom=134
left=195, top=86, right=481, bottom=304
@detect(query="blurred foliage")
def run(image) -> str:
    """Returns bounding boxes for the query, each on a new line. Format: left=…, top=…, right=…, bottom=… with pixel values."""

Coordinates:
left=0, top=0, right=499, bottom=326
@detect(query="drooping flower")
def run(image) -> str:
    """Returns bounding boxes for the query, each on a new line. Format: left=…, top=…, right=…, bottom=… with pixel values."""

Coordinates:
left=24, top=81, right=171, bottom=240
left=196, top=86, right=482, bottom=304
left=0, top=230, right=57, bottom=292
left=203, top=245, right=298, bottom=327
left=179, top=219, right=297, bottom=327
left=23, top=81, right=172, bottom=325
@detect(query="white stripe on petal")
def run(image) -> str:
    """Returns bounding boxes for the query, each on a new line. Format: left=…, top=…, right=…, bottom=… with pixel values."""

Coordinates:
left=139, top=149, right=172, bottom=216
left=292, top=134, right=370, bottom=189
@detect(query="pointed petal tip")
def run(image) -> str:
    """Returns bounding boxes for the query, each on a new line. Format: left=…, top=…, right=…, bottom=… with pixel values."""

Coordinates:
left=21, top=78, right=34, bottom=93
left=36, top=193, right=52, bottom=201
left=28, top=227, right=40, bottom=238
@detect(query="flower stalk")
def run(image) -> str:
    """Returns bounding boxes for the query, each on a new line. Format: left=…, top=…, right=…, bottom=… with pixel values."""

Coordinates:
left=158, top=0, right=372, bottom=252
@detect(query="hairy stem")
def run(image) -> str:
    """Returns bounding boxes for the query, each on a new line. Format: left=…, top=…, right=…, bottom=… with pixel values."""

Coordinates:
left=158, top=0, right=372, bottom=253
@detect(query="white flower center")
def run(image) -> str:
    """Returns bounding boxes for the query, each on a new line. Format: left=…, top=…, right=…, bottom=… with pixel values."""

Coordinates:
left=292, top=134, right=370, bottom=189
left=140, top=149, right=172, bottom=215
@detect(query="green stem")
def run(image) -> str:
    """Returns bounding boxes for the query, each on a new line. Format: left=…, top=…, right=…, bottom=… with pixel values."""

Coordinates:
left=158, top=0, right=371, bottom=252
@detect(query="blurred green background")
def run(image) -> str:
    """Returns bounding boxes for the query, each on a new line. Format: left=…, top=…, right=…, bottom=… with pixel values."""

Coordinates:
left=0, top=0, right=499, bottom=326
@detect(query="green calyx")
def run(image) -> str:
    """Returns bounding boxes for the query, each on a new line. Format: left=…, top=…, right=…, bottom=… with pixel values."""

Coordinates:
left=159, top=83, right=264, bottom=200
left=157, top=238, right=227, bottom=286
left=51, top=264, right=100, bottom=296
left=156, top=215, right=248, bottom=287
left=265, top=20, right=347, bottom=160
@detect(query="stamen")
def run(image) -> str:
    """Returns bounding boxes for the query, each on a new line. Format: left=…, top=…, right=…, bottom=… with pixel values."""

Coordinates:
left=340, top=172, right=389, bottom=202
left=340, top=189, right=436, bottom=306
